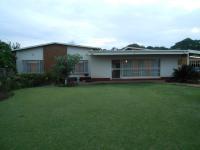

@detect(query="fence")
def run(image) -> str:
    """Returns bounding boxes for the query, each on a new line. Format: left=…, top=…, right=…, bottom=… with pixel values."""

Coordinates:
left=0, top=68, right=7, bottom=78
left=190, top=59, right=200, bottom=72
left=0, top=68, right=15, bottom=78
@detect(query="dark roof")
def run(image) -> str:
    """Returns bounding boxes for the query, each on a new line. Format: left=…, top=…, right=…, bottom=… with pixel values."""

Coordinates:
left=12, top=42, right=100, bottom=51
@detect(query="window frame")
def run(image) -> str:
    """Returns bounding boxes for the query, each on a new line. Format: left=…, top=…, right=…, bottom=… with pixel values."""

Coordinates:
left=73, top=60, right=89, bottom=75
left=22, top=60, right=44, bottom=74
left=120, top=59, right=160, bottom=77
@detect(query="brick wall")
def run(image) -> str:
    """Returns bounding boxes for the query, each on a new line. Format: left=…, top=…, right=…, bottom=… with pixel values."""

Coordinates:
left=43, top=44, right=67, bottom=72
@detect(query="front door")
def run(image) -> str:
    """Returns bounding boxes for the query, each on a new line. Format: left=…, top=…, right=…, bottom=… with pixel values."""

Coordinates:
left=112, top=60, right=120, bottom=78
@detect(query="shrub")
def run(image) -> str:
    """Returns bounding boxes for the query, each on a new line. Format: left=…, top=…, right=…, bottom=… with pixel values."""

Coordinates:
left=53, top=54, right=81, bottom=85
left=0, top=76, right=15, bottom=101
left=173, top=65, right=199, bottom=83
left=15, top=73, right=53, bottom=88
left=0, top=73, right=54, bottom=91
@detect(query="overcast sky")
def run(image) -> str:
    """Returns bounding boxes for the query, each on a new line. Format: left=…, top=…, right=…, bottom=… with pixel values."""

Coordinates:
left=0, top=0, right=200, bottom=49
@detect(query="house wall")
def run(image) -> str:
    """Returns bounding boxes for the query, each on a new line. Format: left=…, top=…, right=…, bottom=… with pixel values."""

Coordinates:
left=90, top=56, right=112, bottom=79
left=43, top=44, right=67, bottom=72
left=89, top=55, right=181, bottom=79
left=15, top=45, right=183, bottom=79
left=160, top=56, right=179, bottom=77
left=67, top=46, right=92, bottom=76
left=16, top=47, right=43, bottom=73
left=15, top=45, right=93, bottom=74
left=67, top=46, right=91, bottom=60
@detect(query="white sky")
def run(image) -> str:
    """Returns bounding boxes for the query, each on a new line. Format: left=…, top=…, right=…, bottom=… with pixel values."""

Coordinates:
left=0, top=0, right=200, bottom=49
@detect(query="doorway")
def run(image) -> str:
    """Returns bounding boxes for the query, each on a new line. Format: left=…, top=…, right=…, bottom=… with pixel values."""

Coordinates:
left=112, top=60, right=120, bottom=78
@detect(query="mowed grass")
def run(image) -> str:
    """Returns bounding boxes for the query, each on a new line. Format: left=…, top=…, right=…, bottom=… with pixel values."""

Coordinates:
left=0, top=83, right=200, bottom=150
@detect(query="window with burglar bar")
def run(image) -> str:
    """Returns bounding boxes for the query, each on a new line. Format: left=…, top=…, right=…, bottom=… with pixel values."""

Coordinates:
left=190, top=59, right=200, bottom=72
left=22, top=60, right=44, bottom=73
left=73, top=60, right=88, bottom=74
left=121, top=59, right=160, bottom=77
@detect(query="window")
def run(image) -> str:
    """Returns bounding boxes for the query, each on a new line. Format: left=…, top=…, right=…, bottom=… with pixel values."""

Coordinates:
left=178, top=57, right=187, bottom=65
left=73, top=60, right=88, bottom=74
left=190, top=59, right=200, bottom=72
left=22, top=60, right=44, bottom=73
left=121, top=59, right=160, bottom=77
left=112, top=60, right=120, bottom=78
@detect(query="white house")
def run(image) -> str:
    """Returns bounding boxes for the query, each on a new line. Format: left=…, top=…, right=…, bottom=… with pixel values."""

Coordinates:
left=13, top=42, right=200, bottom=81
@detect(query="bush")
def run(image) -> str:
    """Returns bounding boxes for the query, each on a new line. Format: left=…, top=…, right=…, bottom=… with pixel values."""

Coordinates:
left=0, top=73, right=54, bottom=91
left=173, top=65, right=199, bottom=83
left=53, top=54, right=81, bottom=85
left=0, top=76, right=14, bottom=101
left=15, top=73, right=54, bottom=88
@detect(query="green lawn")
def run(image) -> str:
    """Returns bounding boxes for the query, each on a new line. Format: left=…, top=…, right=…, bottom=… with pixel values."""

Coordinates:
left=0, top=83, right=200, bottom=150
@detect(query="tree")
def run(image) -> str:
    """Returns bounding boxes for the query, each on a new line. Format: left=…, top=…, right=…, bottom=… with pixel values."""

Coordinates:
left=125, top=38, right=200, bottom=51
left=0, top=40, right=17, bottom=71
left=110, top=47, right=118, bottom=51
left=10, top=42, right=20, bottom=50
left=125, top=43, right=169, bottom=50
left=126, top=43, right=145, bottom=48
left=171, top=38, right=200, bottom=50
left=53, top=54, right=81, bottom=84
left=146, top=46, right=169, bottom=50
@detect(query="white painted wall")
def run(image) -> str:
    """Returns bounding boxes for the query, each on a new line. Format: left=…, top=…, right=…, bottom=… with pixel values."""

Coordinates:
left=67, top=46, right=91, bottom=60
left=16, top=47, right=43, bottom=73
left=89, top=55, right=180, bottom=78
left=160, top=56, right=179, bottom=77
left=90, top=56, right=112, bottom=78
left=67, top=46, right=93, bottom=77
left=15, top=45, right=181, bottom=78
left=67, top=46, right=91, bottom=76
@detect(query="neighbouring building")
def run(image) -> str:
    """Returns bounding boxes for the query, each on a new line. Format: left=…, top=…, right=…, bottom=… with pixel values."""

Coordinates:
left=13, top=42, right=200, bottom=80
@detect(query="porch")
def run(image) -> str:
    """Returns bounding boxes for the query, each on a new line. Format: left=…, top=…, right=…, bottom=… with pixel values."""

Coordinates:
left=111, top=59, right=160, bottom=79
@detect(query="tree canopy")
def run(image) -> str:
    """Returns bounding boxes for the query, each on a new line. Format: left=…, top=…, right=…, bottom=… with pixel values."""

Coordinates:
left=124, top=38, right=200, bottom=50
left=0, top=41, right=19, bottom=70
left=126, top=43, right=145, bottom=48
left=125, top=43, right=169, bottom=50
left=171, top=38, right=200, bottom=50
left=146, top=46, right=169, bottom=50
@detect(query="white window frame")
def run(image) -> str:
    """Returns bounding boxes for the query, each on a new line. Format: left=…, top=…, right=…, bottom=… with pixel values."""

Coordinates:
left=22, top=60, right=44, bottom=73
left=112, top=58, right=160, bottom=78
left=190, top=59, right=200, bottom=72
left=73, top=60, right=89, bottom=75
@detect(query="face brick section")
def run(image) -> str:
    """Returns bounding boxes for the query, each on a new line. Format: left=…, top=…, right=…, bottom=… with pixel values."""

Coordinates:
left=43, top=44, right=67, bottom=72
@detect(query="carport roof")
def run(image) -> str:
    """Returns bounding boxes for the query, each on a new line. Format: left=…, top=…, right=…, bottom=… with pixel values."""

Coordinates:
left=89, top=49, right=200, bottom=56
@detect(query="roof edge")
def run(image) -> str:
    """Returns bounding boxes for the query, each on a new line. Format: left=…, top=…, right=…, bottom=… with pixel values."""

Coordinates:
left=12, top=42, right=100, bottom=51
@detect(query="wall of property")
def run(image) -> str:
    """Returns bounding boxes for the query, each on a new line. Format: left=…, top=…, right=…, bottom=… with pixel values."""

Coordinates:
left=90, top=56, right=112, bottom=79
left=160, top=56, right=179, bottom=77
left=15, top=46, right=182, bottom=78
left=16, top=47, right=43, bottom=73
left=67, top=46, right=91, bottom=60
left=90, top=55, right=162, bottom=79
left=67, top=46, right=92, bottom=76
left=89, top=55, right=181, bottom=79
left=15, top=45, right=93, bottom=74
left=43, top=44, right=67, bottom=72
